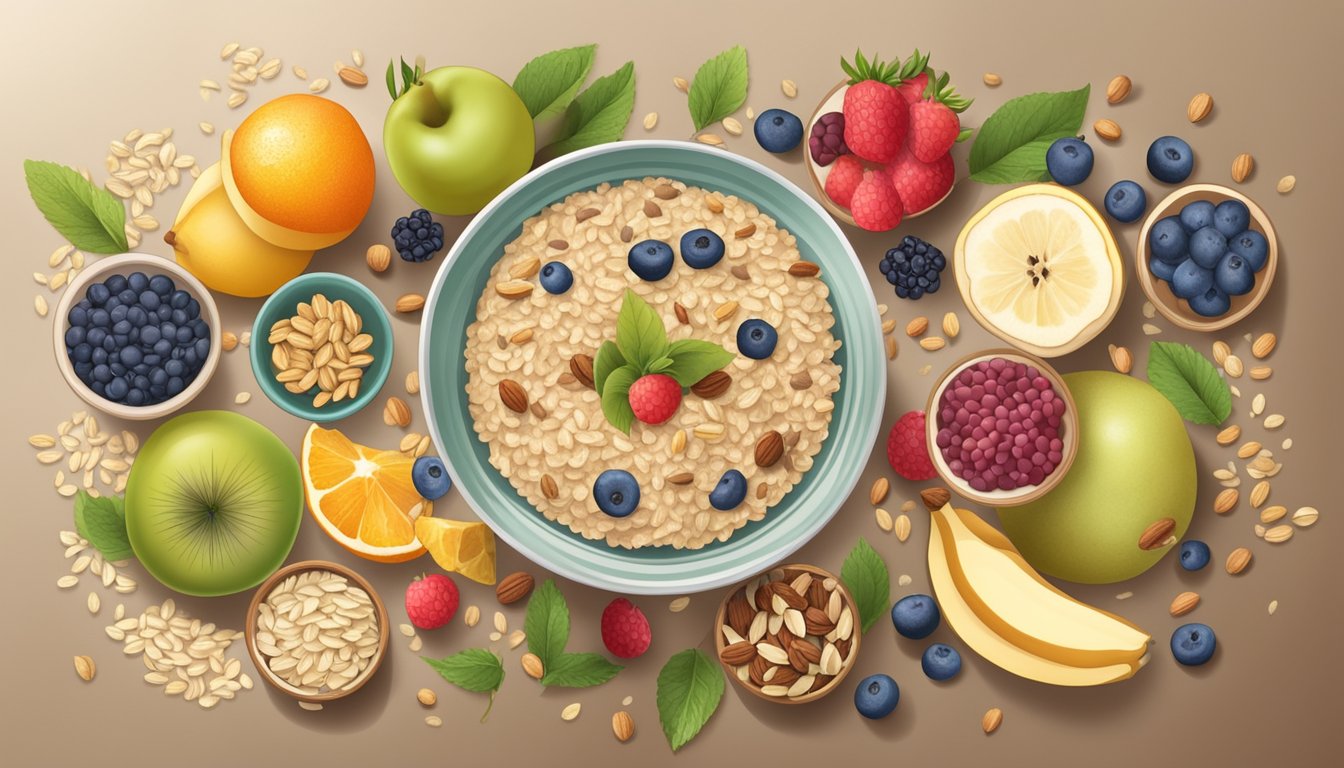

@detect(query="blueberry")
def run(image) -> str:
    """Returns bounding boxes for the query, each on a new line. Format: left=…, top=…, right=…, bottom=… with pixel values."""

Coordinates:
left=167, top=376, right=185, bottom=396
left=126, top=388, right=146, bottom=406
left=170, top=290, right=190, bottom=310
left=1214, top=252, right=1255, bottom=296
left=411, top=456, right=453, bottom=500
left=92, top=364, right=112, bottom=383
left=1213, top=199, right=1250, bottom=238
left=679, top=228, right=725, bottom=269
left=627, top=239, right=674, bottom=281
left=1149, top=217, right=1188, bottom=264
left=1179, top=540, right=1211, bottom=571
left=165, top=359, right=185, bottom=378
left=1170, top=259, right=1214, bottom=300
left=64, top=326, right=85, bottom=347
left=118, top=346, right=142, bottom=367
left=1188, top=227, right=1228, bottom=270
left=1045, top=137, right=1093, bottom=186
left=891, top=594, right=940, bottom=639
left=1228, top=230, right=1269, bottom=272
left=106, top=378, right=129, bottom=401
left=127, top=272, right=148, bottom=293
left=1170, top=623, right=1216, bottom=666
left=1189, top=285, right=1230, bottom=318
left=104, top=275, right=127, bottom=293
left=594, top=469, right=640, bottom=517
left=139, top=290, right=160, bottom=311
left=71, top=343, right=92, bottom=363
left=853, top=674, right=900, bottom=719
left=1179, top=200, right=1216, bottom=233
left=128, top=307, right=148, bottom=327
left=1147, top=136, right=1194, bottom=183
left=87, top=284, right=110, bottom=306
left=708, top=469, right=748, bottom=510
left=148, top=274, right=173, bottom=296
left=118, top=289, right=137, bottom=306
left=1104, top=180, right=1147, bottom=223
left=736, top=319, right=777, bottom=360
left=69, top=306, right=88, bottom=327
left=90, top=308, right=109, bottom=327
left=921, top=643, right=962, bottom=681
left=753, top=108, right=804, bottom=153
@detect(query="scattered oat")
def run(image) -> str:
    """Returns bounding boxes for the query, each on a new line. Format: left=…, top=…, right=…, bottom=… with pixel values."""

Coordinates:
left=723, top=117, right=743, bottom=136
left=875, top=508, right=894, bottom=532
left=561, top=702, right=582, bottom=721
left=1263, top=414, right=1285, bottom=429
left=463, top=605, right=480, bottom=627
left=696, top=133, right=725, bottom=146
left=897, top=574, right=913, bottom=587
left=1142, top=323, right=1162, bottom=336
left=982, top=708, right=1003, bottom=734
left=672, top=76, right=689, bottom=93
left=299, top=701, right=324, bottom=711
left=35, top=295, right=48, bottom=317
left=643, top=112, right=658, bottom=131
left=622, top=695, right=634, bottom=706
left=781, top=79, right=798, bottom=98
left=983, top=73, right=1002, bottom=87
left=1276, top=175, right=1296, bottom=194
left=1142, top=301, right=1156, bottom=319
left=1268, top=599, right=1279, bottom=615
left=234, top=392, right=251, bottom=405
left=308, top=78, right=330, bottom=94
left=668, top=596, right=691, bottom=613
left=1115, top=591, right=1133, bottom=600
left=417, top=688, right=437, bottom=706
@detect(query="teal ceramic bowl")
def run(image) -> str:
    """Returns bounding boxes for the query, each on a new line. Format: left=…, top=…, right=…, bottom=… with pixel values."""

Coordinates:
left=419, top=141, right=885, bottom=594
left=250, top=272, right=393, bottom=423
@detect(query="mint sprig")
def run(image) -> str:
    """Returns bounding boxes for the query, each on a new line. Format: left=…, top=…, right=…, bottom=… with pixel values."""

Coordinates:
left=841, top=538, right=890, bottom=634
left=524, top=579, right=623, bottom=688
left=73, top=491, right=132, bottom=561
left=422, top=649, right=504, bottom=721
left=656, top=649, right=724, bottom=751
left=1146, top=341, right=1232, bottom=425
left=687, top=45, right=749, bottom=132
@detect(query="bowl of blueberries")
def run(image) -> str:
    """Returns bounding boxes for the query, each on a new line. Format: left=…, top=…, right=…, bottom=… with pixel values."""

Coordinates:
left=53, top=253, right=221, bottom=420
left=1137, top=184, right=1278, bottom=332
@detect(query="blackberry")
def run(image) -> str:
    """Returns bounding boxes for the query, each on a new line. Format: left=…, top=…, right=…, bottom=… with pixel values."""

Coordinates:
left=808, top=112, right=849, bottom=166
left=880, top=236, right=946, bottom=300
left=391, top=209, right=445, bottom=263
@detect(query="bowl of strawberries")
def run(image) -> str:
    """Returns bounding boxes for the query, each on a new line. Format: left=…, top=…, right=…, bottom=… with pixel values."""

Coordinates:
left=805, top=50, right=971, bottom=232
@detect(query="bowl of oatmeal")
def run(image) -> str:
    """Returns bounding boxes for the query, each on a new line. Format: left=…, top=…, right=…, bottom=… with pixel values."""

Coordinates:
left=420, top=141, right=885, bottom=594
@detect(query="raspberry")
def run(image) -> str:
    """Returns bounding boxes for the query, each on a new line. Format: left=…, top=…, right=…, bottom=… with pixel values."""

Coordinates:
left=628, top=373, right=682, bottom=425
left=850, top=169, right=905, bottom=232
left=888, top=145, right=955, bottom=215
left=886, top=410, right=937, bottom=481
left=405, top=573, right=459, bottom=630
left=600, top=598, right=651, bottom=659
left=824, top=154, right=864, bottom=208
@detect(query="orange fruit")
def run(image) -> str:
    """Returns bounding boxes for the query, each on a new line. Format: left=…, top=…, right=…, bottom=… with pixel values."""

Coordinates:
left=223, top=94, right=374, bottom=250
left=415, top=517, right=497, bottom=585
left=301, top=424, right=430, bottom=562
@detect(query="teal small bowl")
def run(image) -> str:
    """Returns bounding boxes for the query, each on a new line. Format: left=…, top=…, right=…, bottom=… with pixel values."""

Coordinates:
left=250, top=273, right=393, bottom=423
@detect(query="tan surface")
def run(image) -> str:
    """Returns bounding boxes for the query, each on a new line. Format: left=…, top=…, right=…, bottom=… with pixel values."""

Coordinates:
left=2, top=1, right=1340, bottom=765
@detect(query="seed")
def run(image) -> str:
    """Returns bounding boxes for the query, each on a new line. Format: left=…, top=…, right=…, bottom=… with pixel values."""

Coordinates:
left=463, top=605, right=480, bottom=627
left=1251, top=393, right=1266, bottom=416
left=227, top=92, right=247, bottom=109
left=919, top=337, right=946, bottom=351
left=1250, top=480, right=1271, bottom=508
left=1249, top=366, right=1272, bottom=380
left=1187, top=92, right=1214, bottom=122
left=1292, top=507, right=1319, bottom=527
left=1276, top=175, right=1296, bottom=194
left=612, top=710, right=635, bottom=742
left=308, top=78, right=330, bottom=94
left=982, top=708, right=1003, bottom=734
left=894, top=514, right=911, bottom=542
left=34, top=295, right=48, bottom=317
left=1260, top=505, right=1287, bottom=524
left=522, top=653, right=544, bottom=679
left=713, top=301, right=739, bottom=321
left=1225, top=547, right=1252, bottom=575
left=366, top=244, right=392, bottom=272
left=338, top=67, right=368, bottom=87
left=905, top=317, right=928, bottom=337
left=1142, top=323, right=1162, bottom=336
left=1106, top=75, right=1132, bottom=104
left=299, top=702, right=324, bottom=712
left=1212, top=340, right=1230, bottom=365
left=696, top=133, right=725, bottom=146
left=1093, top=118, right=1122, bottom=141
left=1109, top=344, right=1133, bottom=374
left=74, top=655, right=96, bottom=681
left=668, top=596, right=691, bottom=613
left=1232, top=153, right=1255, bottom=183
left=1237, top=441, right=1262, bottom=459
left=1170, top=591, right=1200, bottom=617
left=1268, top=600, right=1279, bottom=615
left=642, top=112, right=658, bottom=130
left=561, top=702, right=582, bottom=721
left=1213, top=488, right=1238, bottom=515
left=942, top=312, right=960, bottom=338
left=417, top=688, right=437, bottom=706
left=672, top=76, right=689, bottom=92
left=1223, top=354, right=1244, bottom=377
left=869, top=477, right=890, bottom=506
left=723, top=117, right=743, bottom=136
left=1263, top=414, right=1285, bottom=429
left=983, top=72, right=1003, bottom=87
left=1264, top=525, right=1293, bottom=544
left=234, top=392, right=251, bottom=405
left=1251, top=332, right=1276, bottom=359
left=395, top=294, right=425, bottom=313
left=221, top=331, right=238, bottom=351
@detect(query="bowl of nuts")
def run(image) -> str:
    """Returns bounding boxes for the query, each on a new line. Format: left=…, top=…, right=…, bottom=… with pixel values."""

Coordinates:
left=244, top=560, right=389, bottom=703
left=249, top=272, right=393, bottom=422
left=714, top=563, right=860, bottom=704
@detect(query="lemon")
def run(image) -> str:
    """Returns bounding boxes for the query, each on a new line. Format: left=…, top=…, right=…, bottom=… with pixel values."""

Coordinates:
left=414, top=517, right=497, bottom=585
left=955, top=184, right=1123, bottom=357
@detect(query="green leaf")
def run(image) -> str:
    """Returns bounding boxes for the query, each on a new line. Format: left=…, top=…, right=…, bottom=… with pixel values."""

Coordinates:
left=600, top=365, right=639, bottom=434
left=656, top=649, right=724, bottom=751
left=423, top=649, right=504, bottom=693
left=524, top=579, right=570, bottom=667
left=1146, top=341, right=1232, bottom=425
left=541, top=652, right=623, bottom=688
left=955, top=127, right=974, bottom=143
left=687, top=45, right=748, bottom=131
left=512, top=44, right=596, bottom=120
left=385, top=59, right=397, bottom=100
left=614, top=290, right=667, bottom=371
left=24, top=160, right=128, bottom=254
left=841, top=538, right=890, bottom=634
left=647, top=356, right=675, bottom=374
left=547, top=61, right=636, bottom=156
left=73, top=492, right=132, bottom=561
left=967, top=85, right=1091, bottom=184
left=400, top=57, right=415, bottom=95
left=593, top=340, right=627, bottom=396
left=662, top=339, right=734, bottom=388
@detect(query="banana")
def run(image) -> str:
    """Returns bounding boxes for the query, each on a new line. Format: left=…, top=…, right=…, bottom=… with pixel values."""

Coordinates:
left=921, top=488, right=1150, bottom=686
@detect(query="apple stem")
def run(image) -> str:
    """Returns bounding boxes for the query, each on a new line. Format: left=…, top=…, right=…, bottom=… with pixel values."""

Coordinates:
left=406, top=81, right=448, bottom=128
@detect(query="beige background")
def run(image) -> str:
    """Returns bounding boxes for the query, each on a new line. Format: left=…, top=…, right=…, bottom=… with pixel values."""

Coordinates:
left=3, top=0, right=1341, bottom=765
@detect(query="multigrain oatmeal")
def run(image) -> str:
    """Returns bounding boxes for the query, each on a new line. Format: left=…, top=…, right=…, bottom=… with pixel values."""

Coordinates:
left=464, top=178, right=841, bottom=549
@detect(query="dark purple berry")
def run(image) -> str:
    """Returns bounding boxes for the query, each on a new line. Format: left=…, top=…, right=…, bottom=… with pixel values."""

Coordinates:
left=808, top=112, right=849, bottom=166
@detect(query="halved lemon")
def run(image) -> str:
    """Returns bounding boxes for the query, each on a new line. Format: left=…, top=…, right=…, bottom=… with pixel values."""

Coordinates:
left=415, top=517, right=497, bottom=585
left=955, top=184, right=1124, bottom=357
left=301, top=424, right=430, bottom=562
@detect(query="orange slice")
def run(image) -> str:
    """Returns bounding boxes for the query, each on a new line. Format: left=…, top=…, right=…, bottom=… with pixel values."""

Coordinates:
left=301, top=424, right=431, bottom=562
left=415, top=517, right=497, bottom=585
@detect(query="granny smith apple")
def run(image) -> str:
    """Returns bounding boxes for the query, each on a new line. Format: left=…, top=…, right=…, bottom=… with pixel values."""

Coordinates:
left=384, top=66, right=534, bottom=215
left=997, top=371, right=1196, bottom=584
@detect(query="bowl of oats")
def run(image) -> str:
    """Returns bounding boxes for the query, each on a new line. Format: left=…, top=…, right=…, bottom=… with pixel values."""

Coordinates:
left=420, top=140, right=886, bottom=594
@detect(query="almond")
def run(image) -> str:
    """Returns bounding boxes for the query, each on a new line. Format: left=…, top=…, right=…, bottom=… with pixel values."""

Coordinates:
left=1170, top=591, right=1200, bottom=617
left=769, top=581, right=808, bottom=611
left=569, top=354, right=595, bottom=389
left=755, top=431, right=785, bottom=468
left=667, top=471, right=694, bottom=485
left=1259, top=505, right=1288, bottom=524
left=788, top=260, right=820, bottom=277
left=416, top=688, right=437, bottom=706
left=1237, top=441, right=1262, bottom=459
left=1138, top=517, right=1177, bottom=550
left=1252, top=332, right=1276, bottom=359
left=1106, top=75, right=1132, bottom=104
left=905, top=316, right=928, bottom=337
left=1231, top=153, right=1254, bottom=183
left=496, top=572, right=534, bottom=604
left=498, top=379, right=528, bottom=413
left=395, top=293, right=425, bottom=313
left=337, top=66, right=368, bottom=87
left=726, top=593, right=754, bottom=634
left=735, top=223, right=757, bottom=239
left=383, top=396, right=411, bottom=427
left=1215, top=424, right=1241, bottom=445
left=1213, top=488, right=1239, bottom=515
left=691, top=370, right=732, bottom=399
left=719, top=641, right=757, bottom=666
left=1188, top=92, right=1214, bottom=123
left=495, top=280, right=534, bottom=299
left=1093, top=118, right=1122, bottom=141
left=790, top=371, right=812, bottom=390
left=942, top=311, right=960, bottom=338
left=1249, top=365, right=1273, bottom=380
left=521, top=652, right=545, bottom=680
left=787, top=638, right=821, bottom=672
left=1225, top=547, right=1252, bottom=575
left=921, top=487, right=951, bottom=510
left=643, top=200, right=662, bottom=218
left=509, top=256, right=541, bottom=279
left=869, top=477, right=890, bottom=506
left=540, top=474, right=559, bottom=500
left=1212, top=340, right=1231, bottom=365
left=365, top=244, right=391, bottom=272
left=1108, top=344, right=1133, bottom=374
left=611, top=711, right=635, bottom=743
left=575, top=207, right=601, bottom=222
left=982, top=707, right=1003, bottom=734
left=73, top=655, right=96, bottom=682
left=653, top=183, right=680, bottom=200
left=803, top=606, right=835, bottom=635
left=673, top=302, right=690, bottom=325
left=919, top=337, right=946, bottom=351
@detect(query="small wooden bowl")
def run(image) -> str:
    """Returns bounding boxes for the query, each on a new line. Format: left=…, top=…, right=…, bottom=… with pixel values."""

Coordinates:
left=244, top=560, right=390, bottom=703
left=1135, top=184, right=1278, bottom=332
left=925, top=349, right=1079, bottom=507
left=803, top=81, right=953, bottom=227
left=713, top=563, right=860, bottom=705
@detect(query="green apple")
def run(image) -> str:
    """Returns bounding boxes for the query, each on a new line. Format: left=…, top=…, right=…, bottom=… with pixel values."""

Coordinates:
left=125, top=411, right=302, bottom=597
left=384, top=66, right=535, bottom=215
left=997, top=371, right=1196, bottom=584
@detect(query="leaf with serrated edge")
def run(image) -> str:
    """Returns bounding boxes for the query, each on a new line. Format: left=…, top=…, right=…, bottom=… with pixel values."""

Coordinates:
left=422, top=649, right=503, bottom=693
left=547, top=61, right=636, bottom=156
left=24, top=160, right=128, bottom=254
left=593, top=340, right=626, bottom=396
left=524, top=579, right=570, bottom=668
left=657, top=649, right=724, bottom=751
left=841, top=538, right=890, bottom=633
left=600, top=366, right=639, bottom=434
left=968, top=85, right=1090, bottom=184
left=614, top=290, right=667, bottom=371
left=512, top=44, right=596, bottom=120
left=1146, top=341, right=1232, bottom=425
left=662, top=339, right=733, bottom=387
left=73, top=491, right=132, bottom=561
left=541, top=652, right=623, bottom=688
left=688, top=46, right=748, bottom=131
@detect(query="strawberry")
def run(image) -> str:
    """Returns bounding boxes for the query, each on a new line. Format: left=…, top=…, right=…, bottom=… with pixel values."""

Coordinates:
left=850, top=169, right=904, bottom=232
left=601, top=598, right=651, bottom=658
left=895, top=71, right=929, bottom=104
left=627, top=373, right=682, bottom=425
left=824, top=154, right=864, bottom=208
left=839, top=50, right=912, bottom=164
left=405, top=573, right=459, bottom=630
left=887, top=410, right=937, bottom=481
left=907, top=71, right=973, bottom=163
left=888, top=145, right=955, bottom=215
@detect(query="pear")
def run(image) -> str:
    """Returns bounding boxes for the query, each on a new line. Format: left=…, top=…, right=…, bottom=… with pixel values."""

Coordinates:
left=164, top=163, right=313, bottom=298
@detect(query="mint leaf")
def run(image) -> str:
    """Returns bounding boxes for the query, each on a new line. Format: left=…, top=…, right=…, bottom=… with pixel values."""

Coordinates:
left=593, top=340, right=627, bottom=396
left=24, top=160, right=128, bottom=254
left=524, top=579, right=570, bottom=667
left=423, top=649, right=504, bottom=693
left=662, top=339, right=734, bottom=387
left=687, top=45, right=749, bottom=131
left=968, top=85, right=1090, bottom=184
left=656, top=649, right=724, bottom=751
left=614, top=290, right=667, bottom=370
left=841, top=538, right=890, bottom=634
left=513, top=45, right=596, bottom=120
left=541, top=652, right=623, bottom=688
left=548, top=61, right=636, bottom=156
left=73, top=492, right=132, bottom=561
left=1146, top=341, right=1232, bottom=425
left=600, top=365, right=639, bottom=434
left=647, top=356, right=675, bottom=373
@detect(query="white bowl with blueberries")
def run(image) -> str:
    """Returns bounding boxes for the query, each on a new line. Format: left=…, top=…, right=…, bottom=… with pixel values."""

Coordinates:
left=52, top=253, right=222, bottom=420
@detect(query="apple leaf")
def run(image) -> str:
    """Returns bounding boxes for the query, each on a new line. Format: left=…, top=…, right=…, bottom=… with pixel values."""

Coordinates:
left=73, top=491, right=133, bottom=561
left=841, top=538, right=889, bottom=634
left=513, top=44, right=596, bottom=121
left=688, top=45, right=749, bottom=132
left=1146, top=341, right=1232, bottom=425
left=24, top=160, right=128, bottom=254
left=968, top=85, right=1090, bottom=184
left=657, top=649, right=724, bottom=751
left=547, top=60, right=636, bottom=156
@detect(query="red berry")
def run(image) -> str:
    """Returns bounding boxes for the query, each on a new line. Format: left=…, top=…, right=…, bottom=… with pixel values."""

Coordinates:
left=600, top=598, right=651, bottom=658
left=842, top=80, right=909, bottom=164
left=824, top=154, right=864, bottom=208
left=895, top=71, right=930, bottom=105
left=888, top=145, right=955, bottom=215
left=628, top=373, right=682, bottom=425
left=908, top=100, right=961, bottom=163
left=850, top=169, right=905, bottom=232
left=886, top=410, right=937, bottom=481
left=405, top=573, right=459, bottom=630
